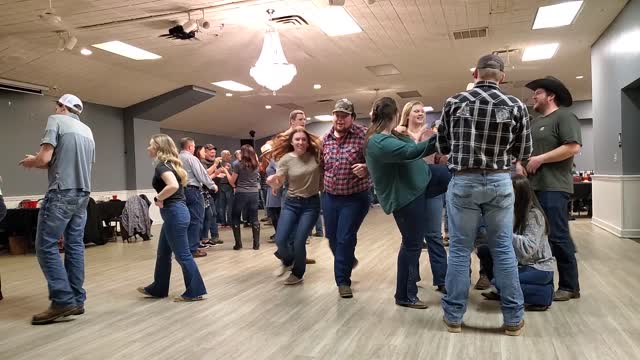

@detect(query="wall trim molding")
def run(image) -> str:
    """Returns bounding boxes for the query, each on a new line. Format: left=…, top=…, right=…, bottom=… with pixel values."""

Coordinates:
left=591, top=175, right=640, bottom=181
left=592, top=175, right=640, bottom=239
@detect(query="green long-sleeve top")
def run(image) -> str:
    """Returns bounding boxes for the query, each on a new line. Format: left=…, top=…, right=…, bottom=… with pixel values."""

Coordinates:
left=365, top=133, right=437, bottom=214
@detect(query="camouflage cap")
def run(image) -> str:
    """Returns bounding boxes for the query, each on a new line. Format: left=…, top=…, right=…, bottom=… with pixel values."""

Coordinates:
left=476, top=54, right=504, bottom=72
left=332, top=98, right=355, bottom=116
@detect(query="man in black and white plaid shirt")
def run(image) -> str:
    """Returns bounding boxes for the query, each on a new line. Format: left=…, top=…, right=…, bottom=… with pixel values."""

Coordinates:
left=437, top=54, right=532, bottom=336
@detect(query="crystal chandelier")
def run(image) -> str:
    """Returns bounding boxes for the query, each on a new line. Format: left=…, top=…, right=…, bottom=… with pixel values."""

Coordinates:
left=249, top=10, right=297, bottom=94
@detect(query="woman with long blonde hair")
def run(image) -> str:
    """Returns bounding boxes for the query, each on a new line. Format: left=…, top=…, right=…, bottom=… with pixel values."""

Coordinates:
left=137, top=134, right=207, bottom=302
left=399, top=101, right=450, bottom=294
left=267, top=127, right=323, bottom=286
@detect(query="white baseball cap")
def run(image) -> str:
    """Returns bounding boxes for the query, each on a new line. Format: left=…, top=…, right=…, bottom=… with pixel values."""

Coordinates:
left=57, top=94, right=83, bottom=114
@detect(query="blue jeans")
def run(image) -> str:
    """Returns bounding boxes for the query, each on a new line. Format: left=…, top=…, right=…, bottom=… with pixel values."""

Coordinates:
left=322, top=191, right=370, bottom=286
left=423, top=193, right=448, bottom=286
left=217, top=185, right=233, bottom=225
left=314, top=212, right=324, bottom=236
left=184, top=187, right=205, bottom=253
left=393, top=191, right=428, bottom=303
left=442, top=173, right=524, bottom=327
left=275, top=195, right=321, bottom=278
left=201, top=203, right=219, bottom=239
left=35, top=189, right=90, bottom=307
left=232, top=192, right=259, bottom=226
left=536, top=191, right=579, bottom=293
left=144, top=202, right=206, bottom=298
left=518, top=266, right=554, bottom=306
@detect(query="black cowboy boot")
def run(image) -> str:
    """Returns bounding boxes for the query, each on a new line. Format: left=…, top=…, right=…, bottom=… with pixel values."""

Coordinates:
left=232, top=225, right=242, bottom=250
left=252, top=223, right=261, bottom=250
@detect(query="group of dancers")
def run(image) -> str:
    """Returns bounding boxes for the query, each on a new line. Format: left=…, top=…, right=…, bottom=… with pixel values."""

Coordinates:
left=17, top=54, right=582, bottom=336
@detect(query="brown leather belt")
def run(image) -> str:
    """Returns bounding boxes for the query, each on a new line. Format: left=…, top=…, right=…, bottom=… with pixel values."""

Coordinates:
left=455, top=168, right=511, bottom=175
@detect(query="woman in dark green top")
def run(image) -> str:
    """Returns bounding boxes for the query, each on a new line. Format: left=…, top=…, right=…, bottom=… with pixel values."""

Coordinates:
left=365, top=97, right=441, bottom=309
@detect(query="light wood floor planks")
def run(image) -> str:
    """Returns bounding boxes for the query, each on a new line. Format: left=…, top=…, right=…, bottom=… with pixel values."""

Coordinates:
left=1, top=208, right=639, bottom=360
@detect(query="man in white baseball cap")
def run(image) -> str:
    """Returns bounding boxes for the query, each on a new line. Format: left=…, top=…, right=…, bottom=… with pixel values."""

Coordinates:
left=19, top=93, right=95, bottom=325
left=56, top=94, right=84, bottom=114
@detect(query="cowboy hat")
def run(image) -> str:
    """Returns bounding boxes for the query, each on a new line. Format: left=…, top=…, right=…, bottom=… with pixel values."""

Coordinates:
left=525, top=76, right=573, bottom=107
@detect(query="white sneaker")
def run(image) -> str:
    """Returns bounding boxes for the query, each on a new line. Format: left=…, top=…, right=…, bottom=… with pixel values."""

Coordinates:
left=273, top=264, right=292, bottom=277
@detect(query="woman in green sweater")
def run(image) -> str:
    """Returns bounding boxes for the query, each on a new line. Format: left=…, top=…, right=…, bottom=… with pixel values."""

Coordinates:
left=365, top=97, right=445, bottom=309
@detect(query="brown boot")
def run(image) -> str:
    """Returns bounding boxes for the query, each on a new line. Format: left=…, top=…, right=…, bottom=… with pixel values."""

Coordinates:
left=474, top=275, right=491, bottom=290
left=504, top=320, right=525, bottom=336
left=32, top=304, right=79, bottom=325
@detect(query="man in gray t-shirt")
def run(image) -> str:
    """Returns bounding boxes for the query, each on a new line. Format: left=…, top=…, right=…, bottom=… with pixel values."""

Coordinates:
left=20, top=94, right=95, bottom=325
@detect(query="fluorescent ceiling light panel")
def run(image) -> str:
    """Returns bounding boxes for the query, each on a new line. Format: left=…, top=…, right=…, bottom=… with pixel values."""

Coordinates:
left=314, top=115, right=334, bottom=121
left=91, top=41, right=161, bottom=60
left=315, top=7, right=362, bottom=37
left=423, top=106, right=434, bottom=112
left=532, top=1, right=583, bottom=30
left=211, top=81, right=253, bottom=92
left=522, top=43, right=559, bottom=61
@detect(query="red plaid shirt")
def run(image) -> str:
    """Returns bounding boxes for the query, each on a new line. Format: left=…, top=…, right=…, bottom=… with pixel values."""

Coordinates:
left=322, top=123, right=372, bottom=195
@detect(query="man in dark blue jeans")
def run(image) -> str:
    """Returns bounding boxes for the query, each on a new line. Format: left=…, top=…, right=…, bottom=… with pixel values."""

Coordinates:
left=179, top=138, right=218, bottom=258
left=20, top=94, right=95, bottom=325
left=519, top=76, right=582, bottom=301
left=321, top=99, right=371, bottom=299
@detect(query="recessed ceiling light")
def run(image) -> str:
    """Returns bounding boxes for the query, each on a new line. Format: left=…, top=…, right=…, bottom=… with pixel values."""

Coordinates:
left=469, top=67, right=476, bottom=72
left=576, top=75, right=584, bottom=79
left=91, top=41, right=161, bottom=60
left=265, top=105, right=272, bottom=109
left=315, top=7, right=362, bottom=37
left=522, top=43, right=559, bottom=62
left=212, top=81, right=253, bottom=92
left=423, top=106, right=434, bottom=112
left=306, top=117, right=311, bottom=120
left=313, top=84, right=322, bottom=90
left=226, top=93, right=233, bottom=97
left=466, top=83, right=474, bottom=91
left=314, top=115, right=334, bottom=121
left=532, top=1, right=583, bottom=30
left=80, top=48, right=92, bottom=56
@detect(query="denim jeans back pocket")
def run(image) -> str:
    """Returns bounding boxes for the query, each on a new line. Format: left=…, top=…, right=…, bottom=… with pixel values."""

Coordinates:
left=449, top=180, right=474, bottom=208
left=493, top=182, right=514, bottom=208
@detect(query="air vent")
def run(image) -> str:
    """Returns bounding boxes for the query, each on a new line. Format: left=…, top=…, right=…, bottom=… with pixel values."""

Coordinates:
left=366, top=64, right=400, bottom=76
left=317, top=99, right=334, bottom=103
left=272, top=15, right=309, bottom=26
left=276, top=103, right=304, bottom=110
left=452, top=27, right=488, bottom=40
left=397, top=90, right=422, bottom=99
left=0, top=78, right=48, bottom=96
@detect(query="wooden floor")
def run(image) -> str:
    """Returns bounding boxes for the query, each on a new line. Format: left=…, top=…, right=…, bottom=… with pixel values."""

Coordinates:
left=1, top=208, right=639, bottom=360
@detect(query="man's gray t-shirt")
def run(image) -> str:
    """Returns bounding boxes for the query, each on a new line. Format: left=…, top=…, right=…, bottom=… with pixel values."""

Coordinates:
left=41, top=113, right=95, bottom=192
left=232, top=161, right=259, bottom=193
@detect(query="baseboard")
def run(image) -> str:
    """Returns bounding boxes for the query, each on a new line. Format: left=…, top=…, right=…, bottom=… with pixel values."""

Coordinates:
left=592, top=217, right=623, bottom=237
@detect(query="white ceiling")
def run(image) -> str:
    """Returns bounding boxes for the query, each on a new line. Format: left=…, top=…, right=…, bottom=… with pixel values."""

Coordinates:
left=0, top=0, right=628, bottom=138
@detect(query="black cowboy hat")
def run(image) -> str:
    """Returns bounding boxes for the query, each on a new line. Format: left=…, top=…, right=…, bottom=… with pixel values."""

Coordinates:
left=525, top=76, right=573, bottom=107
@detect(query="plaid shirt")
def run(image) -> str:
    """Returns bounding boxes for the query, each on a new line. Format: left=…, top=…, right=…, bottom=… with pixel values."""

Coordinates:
left=322, top=123, right=371, bottom=195
left=436, top=81, right=532, bottom=171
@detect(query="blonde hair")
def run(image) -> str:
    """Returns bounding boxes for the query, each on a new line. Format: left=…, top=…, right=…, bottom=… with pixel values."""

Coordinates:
left=399, top=101, right=424, bottom=128
left=150, top=134, right=188, bottom=187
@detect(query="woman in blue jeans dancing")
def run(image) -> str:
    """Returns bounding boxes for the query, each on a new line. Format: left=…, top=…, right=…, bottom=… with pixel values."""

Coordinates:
left=138, top=134, right=207, bottom=302
left=399, top=100, right=450, bottom=294
left=267, top=127, right=323, bottom=286
left=479, top=175, right=555, bottom=311
left=365, top=97, right=448, bottom=309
